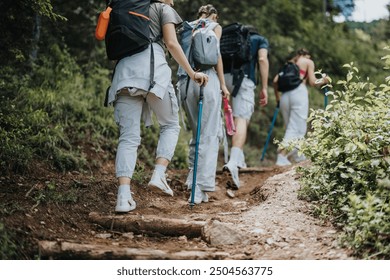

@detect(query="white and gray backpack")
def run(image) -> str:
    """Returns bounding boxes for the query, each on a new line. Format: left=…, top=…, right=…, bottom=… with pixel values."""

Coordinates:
left=190, top=21, right=220, bottom=71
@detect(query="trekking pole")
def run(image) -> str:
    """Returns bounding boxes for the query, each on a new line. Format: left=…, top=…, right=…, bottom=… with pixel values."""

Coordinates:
left=315, top=73, right=329, bottom=109
left=260, top=102, right=279, bottom=161
left=324, top=87, right=329, bottom=109
left=190, top=85, right=204, bottom=209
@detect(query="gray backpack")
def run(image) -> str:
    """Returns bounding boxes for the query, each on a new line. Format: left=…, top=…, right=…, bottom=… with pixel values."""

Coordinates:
left=190, top=21, right=219, bottom=71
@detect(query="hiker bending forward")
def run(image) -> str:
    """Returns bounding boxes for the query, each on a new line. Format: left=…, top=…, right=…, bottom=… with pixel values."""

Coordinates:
left=177, top=4, right=230, bottom=204
left=273, top=48, right=329, bottom=166
left=108, top=0, right=208, bottom=213
left=223, top=26, right=269, bottom=189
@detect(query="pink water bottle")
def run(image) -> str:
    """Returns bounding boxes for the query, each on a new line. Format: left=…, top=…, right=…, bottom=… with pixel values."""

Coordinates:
left=223, top=97, right=236, bottom=136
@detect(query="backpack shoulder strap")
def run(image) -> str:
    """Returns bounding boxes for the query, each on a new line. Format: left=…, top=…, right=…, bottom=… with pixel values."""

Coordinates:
left=206, top=22, right=219, bottom=32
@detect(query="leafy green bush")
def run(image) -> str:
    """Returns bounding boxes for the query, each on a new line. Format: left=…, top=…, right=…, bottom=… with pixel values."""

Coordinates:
left=0, top=97, right=61, bottom=173
left=171, top=128, right=190, bottom=170
left=0, top=43, right=117, bottom=174
left=291, top=47, right=390, bottom=259
left=0, top=223, right=18, bottom=259
left=342, top=190, right=390, bottom=259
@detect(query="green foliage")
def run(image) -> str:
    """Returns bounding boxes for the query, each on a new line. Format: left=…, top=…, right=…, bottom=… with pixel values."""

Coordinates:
left=0, top=96, right=63, bottom=173
left=0, top=0, right=65, bottom=67
left=342, top=191, right=390, bottom=259
left=132, top=160, right=148, bottom=185
left=0, top=223, right=18, bottom=259
left=137, top=124, right=159, bottom=168
left=171, top=128, right=190, bottom=170
left=0, top=39, right=117, bottom=174
left=33, top=180, right=79, bottom=205
left=292, top=48, right=390, bottom=258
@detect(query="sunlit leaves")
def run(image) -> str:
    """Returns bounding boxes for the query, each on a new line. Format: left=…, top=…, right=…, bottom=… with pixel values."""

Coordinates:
left=290, top=47, right=390, bottom=259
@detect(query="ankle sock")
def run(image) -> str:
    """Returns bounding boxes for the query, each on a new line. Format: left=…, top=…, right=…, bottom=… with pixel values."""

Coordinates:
left=229, top=147, right=242, bottom=164
left=118, top=184, right=131, bottom=196
left=154, top=164, right=167, bottom=176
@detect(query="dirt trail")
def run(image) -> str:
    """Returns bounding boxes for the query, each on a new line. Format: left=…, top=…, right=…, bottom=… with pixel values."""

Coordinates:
left=1, top=162, right=352, bottom=260
left=227, top=168, right=351, bottom=259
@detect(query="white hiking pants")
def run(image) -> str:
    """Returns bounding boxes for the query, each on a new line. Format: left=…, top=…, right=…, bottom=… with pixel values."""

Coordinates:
left=114, top=87, right=180, bottom=179
left=177, top=70, right=223, bottom=192
left=280, top=83, right=309, bottom=144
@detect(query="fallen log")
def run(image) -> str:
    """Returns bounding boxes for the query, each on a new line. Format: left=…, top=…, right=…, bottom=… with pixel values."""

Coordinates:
left=38, top=240, right=230, bottom=260
left=89, top=212, right=206, bottom=238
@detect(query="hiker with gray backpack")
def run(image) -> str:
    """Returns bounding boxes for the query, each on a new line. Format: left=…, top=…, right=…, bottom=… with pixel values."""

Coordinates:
left=101, top=0, right=208, bottom=213
left=273, top=48, right=329, bottom=166
left=177, top=4, right=230, bottom=204
left=220, top=24, right=269, bottom=190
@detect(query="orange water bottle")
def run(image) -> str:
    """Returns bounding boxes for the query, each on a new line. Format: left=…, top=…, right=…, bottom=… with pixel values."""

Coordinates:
left=223, top=97, right=236, bottom=136
left=95, top=7, right=112, bottom=41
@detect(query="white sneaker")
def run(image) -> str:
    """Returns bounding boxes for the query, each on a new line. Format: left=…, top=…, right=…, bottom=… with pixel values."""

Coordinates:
left=223, top=161, right=240, bottom=189
left=115, top=193, right=136, bottom=213
left=276, top=154, right=292, bottom=166
left=202, top=192, right=209, bottom=202
left=185, top=169, right=193, bottom=188
left=188, top=185, right=209, bottom=204
left=148, top=171, right=174, bottom=196
left=237, top=151, right=247, bottom=169
left=237, top=160, right=247, bottom=169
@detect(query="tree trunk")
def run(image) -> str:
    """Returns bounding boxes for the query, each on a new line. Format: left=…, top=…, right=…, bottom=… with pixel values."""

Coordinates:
left=30, top=13, right=41, bottom=62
